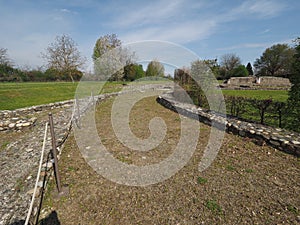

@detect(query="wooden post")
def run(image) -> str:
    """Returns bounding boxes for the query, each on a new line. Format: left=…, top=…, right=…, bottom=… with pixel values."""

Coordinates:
left=48, top=113, right=62, bottom=193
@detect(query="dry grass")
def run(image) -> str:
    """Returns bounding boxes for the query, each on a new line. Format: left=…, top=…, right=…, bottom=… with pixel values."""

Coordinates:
left=40, top=96, right=300, bottom=224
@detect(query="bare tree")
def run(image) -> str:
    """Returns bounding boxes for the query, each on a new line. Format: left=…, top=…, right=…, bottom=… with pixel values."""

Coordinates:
left=220, top=53, right=241, bottom=71
left=0, top=48, right=12, bottom=66
left=42, top=34, right=86, bottom=82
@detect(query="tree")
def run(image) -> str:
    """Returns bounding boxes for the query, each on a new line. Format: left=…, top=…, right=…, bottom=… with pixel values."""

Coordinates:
left=42, top=34, right=85, bottom=82
left=287, top=38, right=300, bottom=131
left=0, top=48, right=12, bottom=66
left=145, top=60, right=165, bottom=77
left=219, top=53, right=242, bottom=79
left=93, top=34, right=135, bottom=81
left=246, top=62, right=253, bottom=75
left=123, top=63, right=145, bottom=81
left=203, top=59, right=220, bottom=79
left=230, top=65, right=248, bottom=77
left=220, top=53, right=241, bottom=72
left=254, top=44, right=295, bottom=77
left=92, top=34, right=121, bottom=60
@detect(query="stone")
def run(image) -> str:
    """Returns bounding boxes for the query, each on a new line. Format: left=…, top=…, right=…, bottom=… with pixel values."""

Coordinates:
left=239, top=130, right=246, bottom=137
left=43, top=162, right=53, bottom=169
left=29, top=117, right=37, bottom=123
left=26, top=148, right=33, bottom=153
left=270, top=140, right=280, bottom=146
left=8, top=123, right=16, bottom=128
left=292, top=140, right=300, bottom=145
left=249, top=130, right=255, bottom=134
left=27, top=187, right=41, bottom=198
left=22, top=122, right=31, bottom=127
left=16, top=123, right=23, bottom=128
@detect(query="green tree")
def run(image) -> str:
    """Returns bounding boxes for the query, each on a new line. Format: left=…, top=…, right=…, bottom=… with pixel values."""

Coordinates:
left=42, top=34, right=85, bottom=82
left=230, top=65, right=248, bottom=77
left=254, top=44, right=295, bottom=77
left=246, top=62, right=254, bottom=75
left=123, top=63, right=145, bottom=81
left=287, top=38, right=300, bottom=131
left=145, top=60, right=165, bottom=77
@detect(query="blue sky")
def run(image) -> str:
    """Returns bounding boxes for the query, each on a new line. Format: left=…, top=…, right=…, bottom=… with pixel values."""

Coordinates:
left=0, top=0, right=299, bottom=71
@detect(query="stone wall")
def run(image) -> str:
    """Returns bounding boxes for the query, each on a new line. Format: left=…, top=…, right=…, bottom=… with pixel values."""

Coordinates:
left=0, top=100, right=74, bottom=131
left=227, top=76, right=256, bottom=86
left=225, top=76, right=291, bottom=90
left=257, top=76, right=291, bottom=87
left=157, top=93, right=300, bottom=157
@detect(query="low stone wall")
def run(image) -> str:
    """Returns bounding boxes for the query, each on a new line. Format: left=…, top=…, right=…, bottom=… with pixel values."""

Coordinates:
left=0, top=100, right=74, bottom=131
left=224, top=76, right=291, bottom=90
left=157, top=94, right=300, bottom=157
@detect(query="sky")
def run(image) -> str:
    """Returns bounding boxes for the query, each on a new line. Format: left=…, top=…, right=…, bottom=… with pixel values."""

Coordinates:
left=0, top=0, right=299, bottom=72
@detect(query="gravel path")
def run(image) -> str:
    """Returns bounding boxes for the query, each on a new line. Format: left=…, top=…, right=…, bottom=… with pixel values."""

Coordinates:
left=0, top=104, right=73, bottom=225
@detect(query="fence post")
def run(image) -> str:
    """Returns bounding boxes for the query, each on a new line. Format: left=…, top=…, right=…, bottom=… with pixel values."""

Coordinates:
left=48, top=113, right=62, bottom=193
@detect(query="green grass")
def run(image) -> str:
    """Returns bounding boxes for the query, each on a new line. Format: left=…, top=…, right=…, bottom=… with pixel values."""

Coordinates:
left=205, top=199, right=223, bottom=214
left=222, top=89, right=288, bottom=102
left=197, top=176, right=208, bottom=184
left=0, top=81, right=125, bottom=110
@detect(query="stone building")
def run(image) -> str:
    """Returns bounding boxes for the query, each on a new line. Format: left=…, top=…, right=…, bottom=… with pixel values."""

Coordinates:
left=225, top=76, right=291, bottom=89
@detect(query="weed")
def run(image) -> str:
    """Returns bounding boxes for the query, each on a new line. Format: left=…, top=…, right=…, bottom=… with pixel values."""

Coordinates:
left=245, top=168, right=254, bottom=173
left=197, top=176, right=208, bottom=184
left=226, top=164, right=236, bottom=171
left=1, top=141, right=9, bottom=150
left=287, top=205, right=299, bottom=215
left=205, top=199, right=222, bottom=214
left=15, top=178, right=24, bottom=192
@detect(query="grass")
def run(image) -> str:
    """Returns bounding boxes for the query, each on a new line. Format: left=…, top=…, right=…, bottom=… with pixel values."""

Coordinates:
left=39, top=94, right=300, bottom=224
left=222, top=89, right=289, bottom=102
left=197, top=176, right=208, bottom=184
left=0, top=81, right=126, bottom=110
left=205, top=199, right=223, bottom=215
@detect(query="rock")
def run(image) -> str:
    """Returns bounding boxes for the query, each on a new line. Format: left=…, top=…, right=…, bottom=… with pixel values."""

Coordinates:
left=27, top=187, right=41, bottom=198
left=270, top=140, right=280, bottom=146
left=292, top=140, right=300, bottom=145
left=42, top=162, right=53, bottom=169
left=249, top=130, right=255, bottom=134
left=30, top=117, right=37, bottom=123
left=16, top=123, right=23, bottom=128
left=8, top=123, right=16, bottom=128
left=22, top=122, right=31, bottom=127
left=26, top=148, right=33, bottom=153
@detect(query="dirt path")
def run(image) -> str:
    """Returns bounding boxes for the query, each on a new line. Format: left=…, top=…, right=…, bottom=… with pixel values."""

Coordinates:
left=40, top=96, right=300, bottom=224
left=0, top=104, right=73, bottom=225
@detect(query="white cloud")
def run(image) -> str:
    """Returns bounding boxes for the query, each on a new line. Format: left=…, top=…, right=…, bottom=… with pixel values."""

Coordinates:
left=217, top=38, right=294, bottom=51
left=224, top=0, right=286, bottom=20
left=120, top=19, right=216, bottom=44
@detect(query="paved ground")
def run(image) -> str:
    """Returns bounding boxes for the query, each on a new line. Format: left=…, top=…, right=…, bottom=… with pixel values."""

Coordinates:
left=0, top=104, right=73, bottom=225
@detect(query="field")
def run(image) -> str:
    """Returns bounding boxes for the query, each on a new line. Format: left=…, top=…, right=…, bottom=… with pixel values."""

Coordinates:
left=0, top=82, right=125, bottom=110
left=0, top=82, right=289, bottom=110
left=39, top=96, right=300, bottom=224
left=222, top=89, right=289, bottom=102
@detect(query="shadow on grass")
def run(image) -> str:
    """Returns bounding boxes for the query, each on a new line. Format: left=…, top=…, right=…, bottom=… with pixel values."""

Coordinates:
left=39, top=211, right=61, bottom=225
